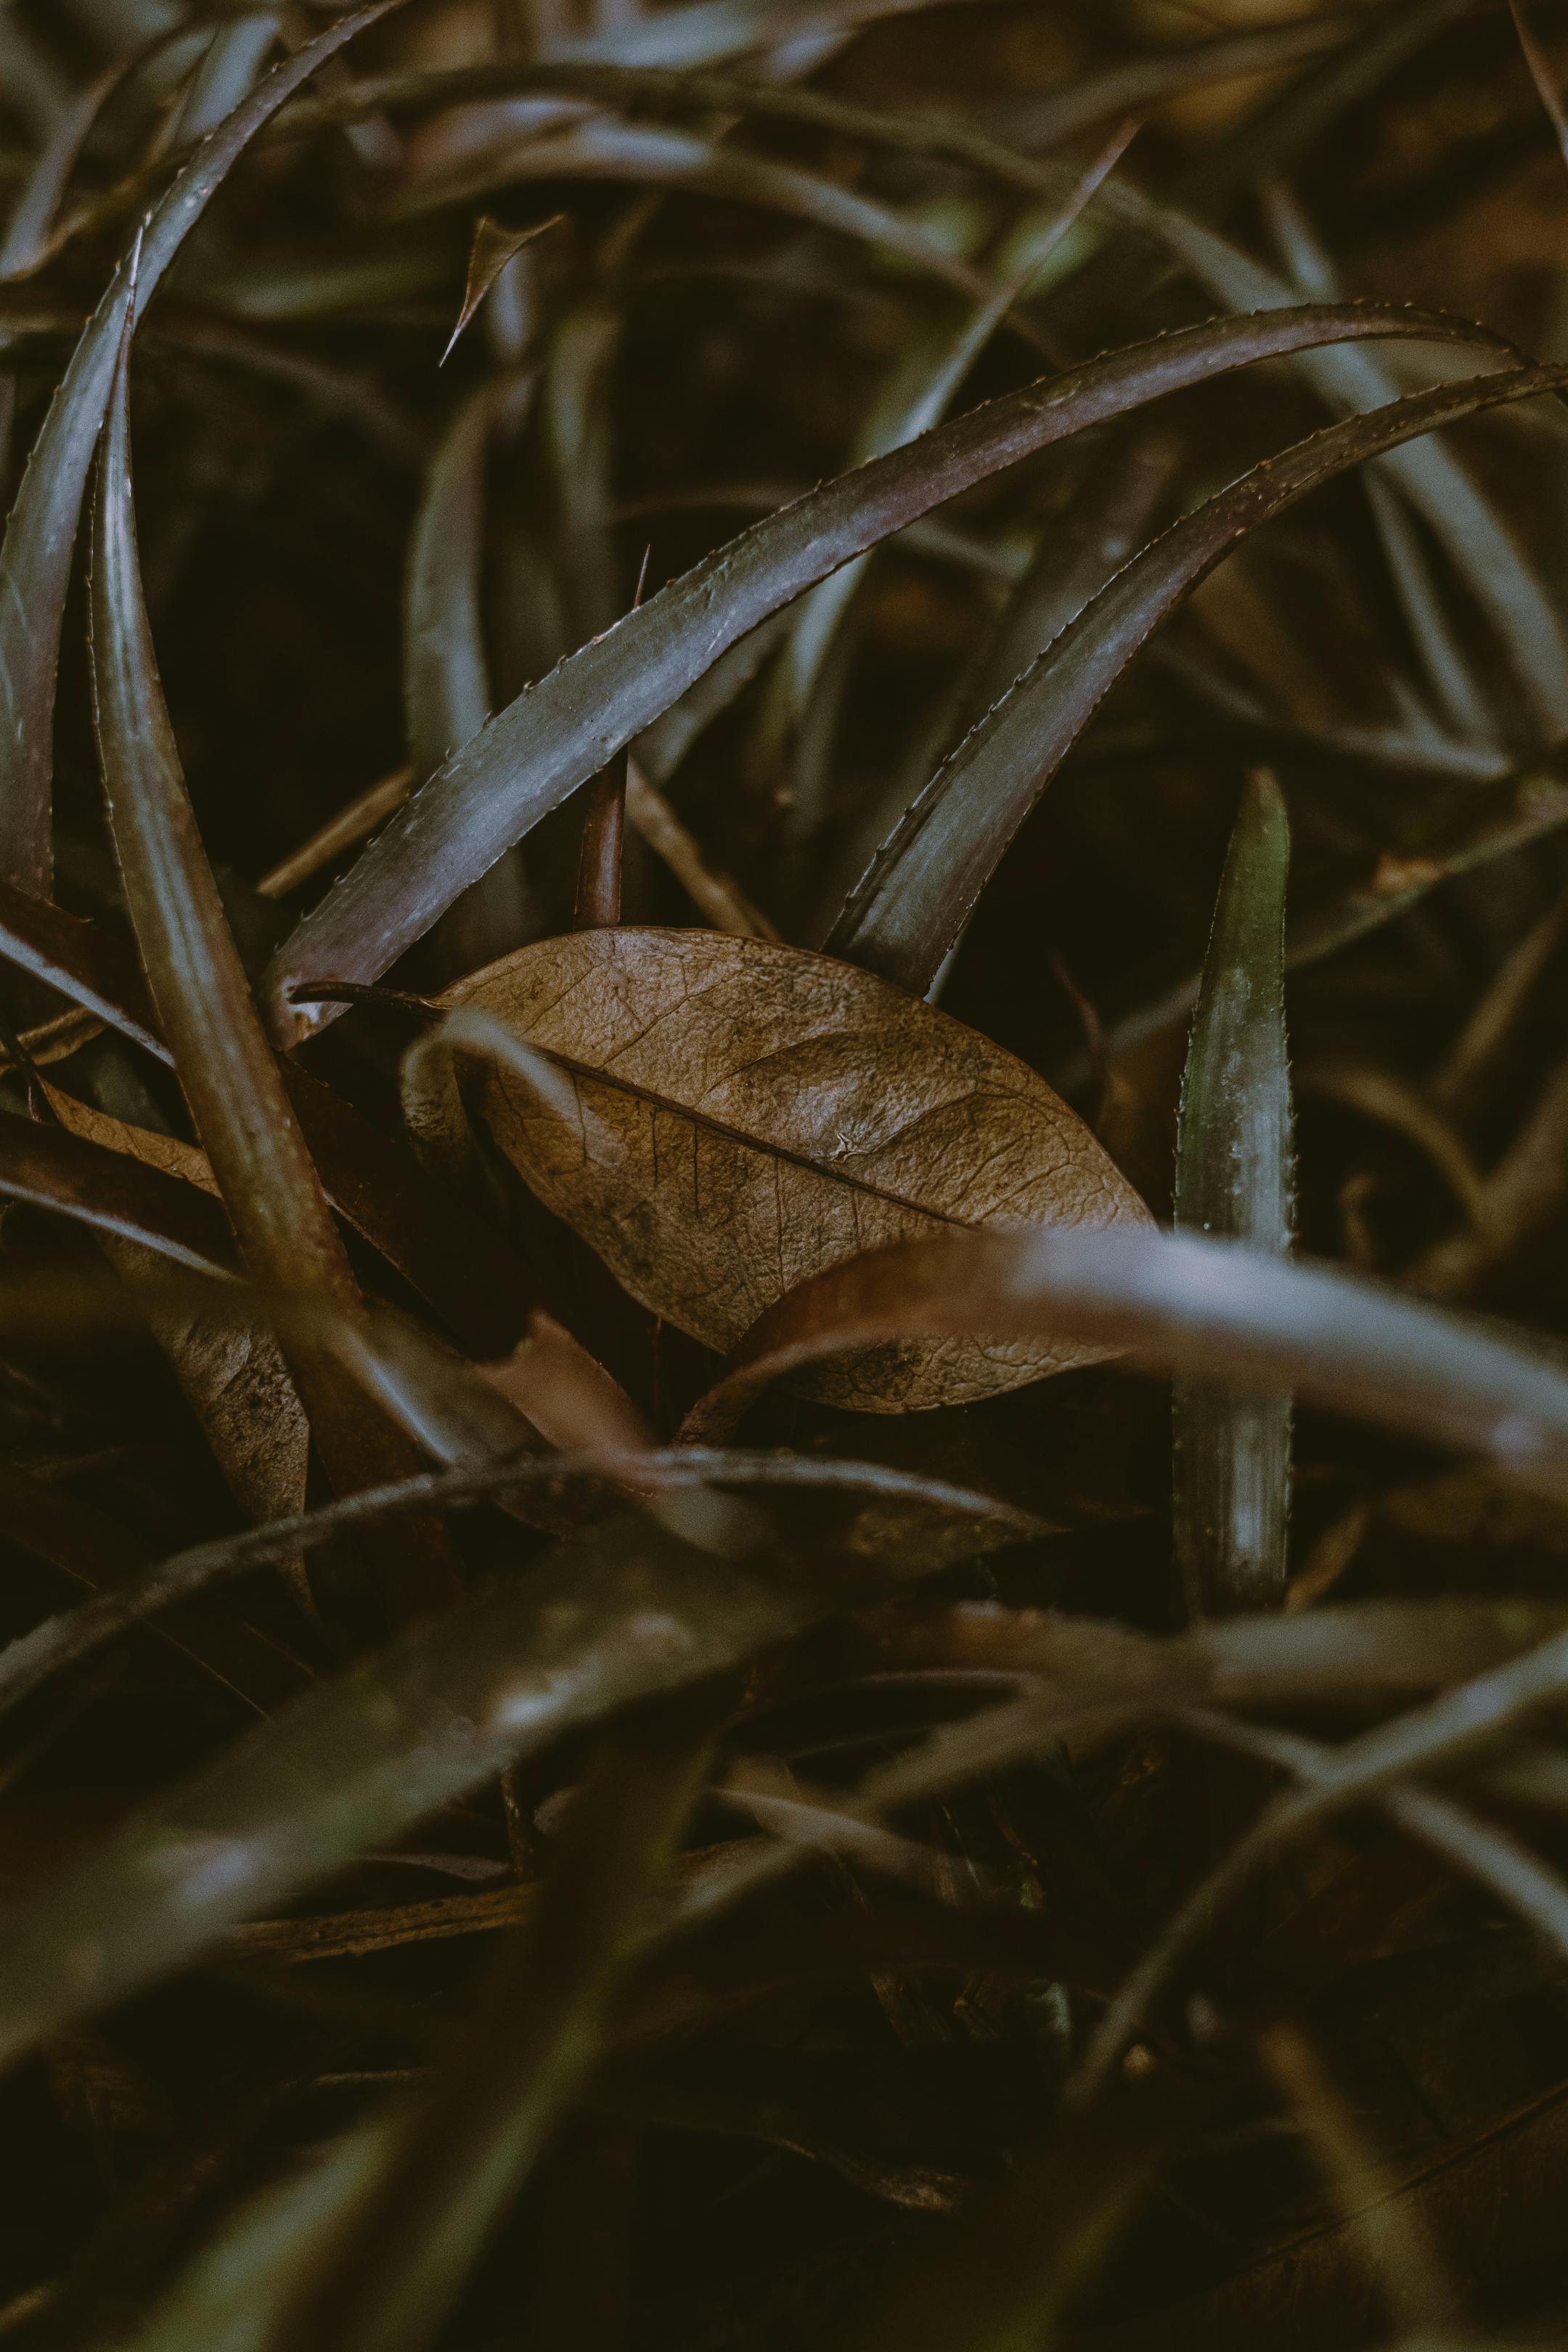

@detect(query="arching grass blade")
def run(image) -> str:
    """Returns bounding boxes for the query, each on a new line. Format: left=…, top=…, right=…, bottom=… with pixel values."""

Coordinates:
left=827, top=362, right=1568, bottom=997
left=264, top=302, right=1505, bottom=1037
left=0, top=0, right=407, bottom=898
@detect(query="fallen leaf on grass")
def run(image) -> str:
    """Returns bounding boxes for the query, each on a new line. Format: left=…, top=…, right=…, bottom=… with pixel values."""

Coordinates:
left=438, top=926, right=1150, bottom=1410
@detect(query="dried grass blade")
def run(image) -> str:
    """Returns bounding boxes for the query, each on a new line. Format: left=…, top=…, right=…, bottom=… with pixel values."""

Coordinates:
left=442, top=213, right=560, bottom=364
left=1150, top=219, right=1568, bottom=737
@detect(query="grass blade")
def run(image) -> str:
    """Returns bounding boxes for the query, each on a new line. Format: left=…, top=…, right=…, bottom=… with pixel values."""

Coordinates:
left=91, top=319, right=454, bottom=1614
left=1259, top=2022, right=1460, bottom=2337
left=0, top=1444, right=1033, bottom=1728
left=537, top=0, right=999, bottom=68
left=992, top=10, right=1364, bottom=152
left=767, top=168, right=1120, bottom=849
left=271, top=1702, right=716, bottom=2352
left=0, top=888, right=547, bottom=1353
left=829, top=429, right=1177, bottom=935
left=1148, top=215, right=1568, bottom=737
left=825, top=360, right=1568, bottom=997
left=0, top=1505, right=950, bottom=2070
left=679, top=1221, right=1568, bottom=1506
left=0, top=0, right=407, bottom=898
left=264, top=301, right=1501, bottom=1036
left=1102, top=761, right=1568, bottom=1066
left=1173, top=773, right=1294, bottom=1618
left=407, top=375, right=536, bottom=973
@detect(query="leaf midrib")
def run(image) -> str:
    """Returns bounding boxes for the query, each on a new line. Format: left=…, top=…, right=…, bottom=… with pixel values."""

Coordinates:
left=501, top=1040, right=979, bottom=1231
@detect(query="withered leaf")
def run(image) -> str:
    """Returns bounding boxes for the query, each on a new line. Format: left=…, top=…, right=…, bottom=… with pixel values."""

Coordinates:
left=440, top=927, right=1150, bottom=1411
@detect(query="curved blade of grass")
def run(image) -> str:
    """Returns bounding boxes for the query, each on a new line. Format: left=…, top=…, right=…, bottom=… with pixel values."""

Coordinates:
left=771, top=151, right=1124, bottom=846
left=293, top=37, right=1567, bottom=724
left=0, top=60, right=123, bottom=279
left=915, top=1594, right=1568, bottom=1708
left=0, top=886, right=547, bottom=1353
left=1259, top=2022, right=1459, bottom=2337
left=91, top=335, right=365, bottom=1316
left=0, top=0, right=407, bottom=900
left=121, top=1704, right=707, bottom=2352
left=407, top=391, right=507, bottom=765
left=265, top=301, right=1506, bottom=1035
left=1146, top=216, right=1568, bottom=737
left=91, top=322, right=454, bottom=1614
left=290, top=23, right=1355, bottom=172
left=166, top=13, right=282, bottom=148
left=545, top=298, right=624, bottom=645
left=828, top=430, right=1177, bottom=935
left=679, top=1222, right=1568, bottom=1506
left=826, top=360, right=1568, bottom=997
left=0, top=875, right=168, bottom=1056
left=408, top=374, right=537, bottom=975
left=0, top=1458, right=303, bottom=1720
left=0, top=1444, right=1035, bottom=1728
left=1512, top=0, right=1568, bottom=176
left=934, top=433, right=1178, bottom=787
left=1075, top=1637, right=1568, bottom=2101
left=1262, top=176, right=1500, bottom=745
left=539, top=0, right=997, bottom=68
left=1174, top=773, right=1294, bottom=1619
left=0, top=1494, right=962, bottom=2070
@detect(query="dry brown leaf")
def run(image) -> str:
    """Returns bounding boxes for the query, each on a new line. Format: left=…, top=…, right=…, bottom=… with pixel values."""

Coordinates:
left=42, top=1082, right=217, bottom=1194
left=441, top=927, right=1151, bottom=1411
